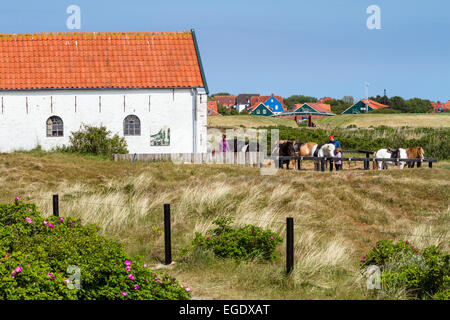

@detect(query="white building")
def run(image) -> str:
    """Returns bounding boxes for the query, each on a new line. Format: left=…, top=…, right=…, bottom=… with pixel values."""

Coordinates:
left=0, top=31, right=208, bottom=154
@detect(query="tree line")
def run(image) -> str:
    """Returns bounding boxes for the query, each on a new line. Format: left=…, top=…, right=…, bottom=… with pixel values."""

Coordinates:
left=209, top=93, right=438, bottom=115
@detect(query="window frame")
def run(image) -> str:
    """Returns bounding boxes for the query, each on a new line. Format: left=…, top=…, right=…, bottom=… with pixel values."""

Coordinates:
left=123, top=115, right=141, bottom=136
left=46, top=116, right=64, bottom=137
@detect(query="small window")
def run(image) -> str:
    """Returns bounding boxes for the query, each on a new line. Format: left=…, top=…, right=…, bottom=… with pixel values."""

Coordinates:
left=46, top=116, right=63, bottom=137
left=263, top=109, right=267, bottom=114
left=257, top=110, right=260, bottom=114
left=124, top=115, right=141, bottom=136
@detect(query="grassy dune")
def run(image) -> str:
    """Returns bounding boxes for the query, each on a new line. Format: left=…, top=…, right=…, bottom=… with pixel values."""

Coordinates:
left=0, top=151, right=448, bottom=299
left=207, top=115, right=297, bottom=128
left=316, top=114, right=450, bottom=128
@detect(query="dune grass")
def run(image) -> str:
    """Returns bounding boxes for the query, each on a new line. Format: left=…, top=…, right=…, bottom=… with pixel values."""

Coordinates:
left=0, top=151, right=448, bottom=299
left=207, top=115, right=298, bottom=129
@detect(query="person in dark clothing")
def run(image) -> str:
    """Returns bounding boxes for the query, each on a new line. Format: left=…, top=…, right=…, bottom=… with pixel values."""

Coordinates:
left=328, top=135, right=341, bottom=148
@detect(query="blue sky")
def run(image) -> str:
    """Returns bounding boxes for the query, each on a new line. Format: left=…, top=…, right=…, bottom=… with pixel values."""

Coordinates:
left=1, top=0, right=449, bottom=101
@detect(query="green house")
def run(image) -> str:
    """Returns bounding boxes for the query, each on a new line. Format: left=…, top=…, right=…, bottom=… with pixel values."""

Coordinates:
left=249, top=103, right=273, bottom=116
left=342, top=99, right=389, bottom=114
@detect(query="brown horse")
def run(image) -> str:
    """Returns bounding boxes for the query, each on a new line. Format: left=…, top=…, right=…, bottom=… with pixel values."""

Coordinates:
left=406, top=147, right=424, bottom=168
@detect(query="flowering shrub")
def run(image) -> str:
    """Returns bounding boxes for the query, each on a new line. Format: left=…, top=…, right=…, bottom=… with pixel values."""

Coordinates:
left=0, top=201, right=190, bottom=300
left=188, top=217, right=282, bottom=261
left=360, top=240, right=449, bottom=300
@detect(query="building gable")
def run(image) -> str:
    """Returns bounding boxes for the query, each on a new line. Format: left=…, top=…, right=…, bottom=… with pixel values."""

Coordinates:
left=263, top=96, right=284, bottom=113
left=250, top=103, right=273, bottom=116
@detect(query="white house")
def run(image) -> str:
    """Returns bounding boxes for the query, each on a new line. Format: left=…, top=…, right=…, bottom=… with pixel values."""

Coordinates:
left=0, top=30, right=208, bottom=154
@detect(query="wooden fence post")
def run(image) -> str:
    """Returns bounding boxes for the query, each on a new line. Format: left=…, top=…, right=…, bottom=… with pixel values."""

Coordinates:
left=286, top=217, right=294, bottom=275
left=164, top=204, right=172, bottom=265
left=52, top=194, right=59, bottom=217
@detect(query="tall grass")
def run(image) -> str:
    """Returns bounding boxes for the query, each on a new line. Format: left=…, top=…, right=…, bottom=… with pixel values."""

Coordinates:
left=0, top=152, right=448, bottom=299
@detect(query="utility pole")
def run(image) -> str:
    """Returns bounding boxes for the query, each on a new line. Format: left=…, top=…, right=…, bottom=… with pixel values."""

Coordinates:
left=365, top=82, right=370, bottom=113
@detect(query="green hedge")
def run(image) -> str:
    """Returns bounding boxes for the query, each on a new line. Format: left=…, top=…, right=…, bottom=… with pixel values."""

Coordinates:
left=361, top=240, right=449, bottom=300
left=0, top=200, right=190, bottom=300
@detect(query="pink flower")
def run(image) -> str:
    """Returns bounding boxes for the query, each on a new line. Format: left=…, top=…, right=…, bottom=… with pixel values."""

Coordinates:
left=15, top=266, right=23, bottom=273
left=11, top=271, right=16, bottom=278
left=406, top=241, right=409, bottom=244
left=206, top=237, right=210, bottom=241
left=128, top=274, right=135, bottom=280
left=154, top=289, right=158, bottom=293
left=47, top=272, right=55, bottom=280
left=25, top=217, right=33, bottom=224
left=184, top=286, right=191, bottom=292
left=15, top=197, right=20, bottom=201
left=43, top=220, right=48, bottom=226
left=48, top=224, right=54, bottom=229
left=134, top=285, right=139, bottom=290
left=173, top=278, right=176, bottom=281
left=251, top=229, right=255, bottom=234
left=361, top=256, right=366, bottom=262
left=121, top=291, right=127, bottom=297
left=81, top=222, right=86, bottom=227
left=270, top=236, right=274, bottom=240
left=143, top=264, right=147, bottom=268
left=59, top=217, right=64, bottom=223
left=125, top=266, right=131, bottom=272
left=64, top=279, right=69, bottom=283
left=124, top=260, right=131, bottom=266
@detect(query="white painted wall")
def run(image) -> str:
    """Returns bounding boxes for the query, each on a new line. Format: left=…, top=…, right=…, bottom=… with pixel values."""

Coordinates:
left=0, top=88, right=207, bottom=154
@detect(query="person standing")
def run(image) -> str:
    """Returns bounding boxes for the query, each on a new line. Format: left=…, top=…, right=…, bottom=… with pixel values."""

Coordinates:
left=219, top=134, right=230, bottom=152
left=334, top=148, right=343, bottom=171
left=328, top=135, right=341, bottom=148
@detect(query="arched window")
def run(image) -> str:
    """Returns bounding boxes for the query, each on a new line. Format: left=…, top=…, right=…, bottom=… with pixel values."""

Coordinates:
left=124, top=115, right=141, bottom=136
left=46, top=116, right=63, bottom=137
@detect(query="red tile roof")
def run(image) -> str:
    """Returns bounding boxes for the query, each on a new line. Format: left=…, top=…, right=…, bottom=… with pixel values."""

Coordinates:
left=360, top=99, right=389, bottom=110
left=318, top=97, right=333, bottom=103
left=0, top=31, right=205, bottom=90
left=250, top=95, right=285, bottom=107
left=207, top=100, right=218, bottom=112
left=294, top=102, right=334, bottom=114
left=214, top=95, right=237, bottom=106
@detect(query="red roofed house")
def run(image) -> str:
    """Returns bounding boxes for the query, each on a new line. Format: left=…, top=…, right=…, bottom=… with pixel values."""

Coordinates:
left=318, top=97, right=333, bottom=103
left=207, top=100, right=220, bottom=116
left=342, top=99, right=389, bottom=114
left=214, top=95, right=237, bottom=107
left=431, top=101, right=449, bottom=113
left=0, top=31, right=209, bottom=153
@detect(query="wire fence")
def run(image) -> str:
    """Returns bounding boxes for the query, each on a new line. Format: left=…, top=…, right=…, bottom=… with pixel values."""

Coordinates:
left=19, top=195, right=449, bottom=241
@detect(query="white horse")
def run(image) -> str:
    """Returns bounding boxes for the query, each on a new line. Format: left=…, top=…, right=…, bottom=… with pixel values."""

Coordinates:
left=373, top=148, right=408, bottom=170
left=312, top=143, right=336, bottom=170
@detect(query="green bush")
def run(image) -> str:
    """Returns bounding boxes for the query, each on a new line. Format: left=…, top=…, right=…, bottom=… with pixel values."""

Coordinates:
left=360, top=240, right=449, bottom=299
left=57, top=125, right=128, bottom=157
left=0, top=200, right=190, bottom=300
left=187, top=217, right=282, bottom=262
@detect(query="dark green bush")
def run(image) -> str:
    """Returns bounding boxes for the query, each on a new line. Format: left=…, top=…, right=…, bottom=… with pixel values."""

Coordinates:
left=0, top=200, right=190, bottom=300
left=57, top=125, right=128, bottom=157
left=188, top=217, right=282, bottom=261
left=360, top=240, right=449, bottom=300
